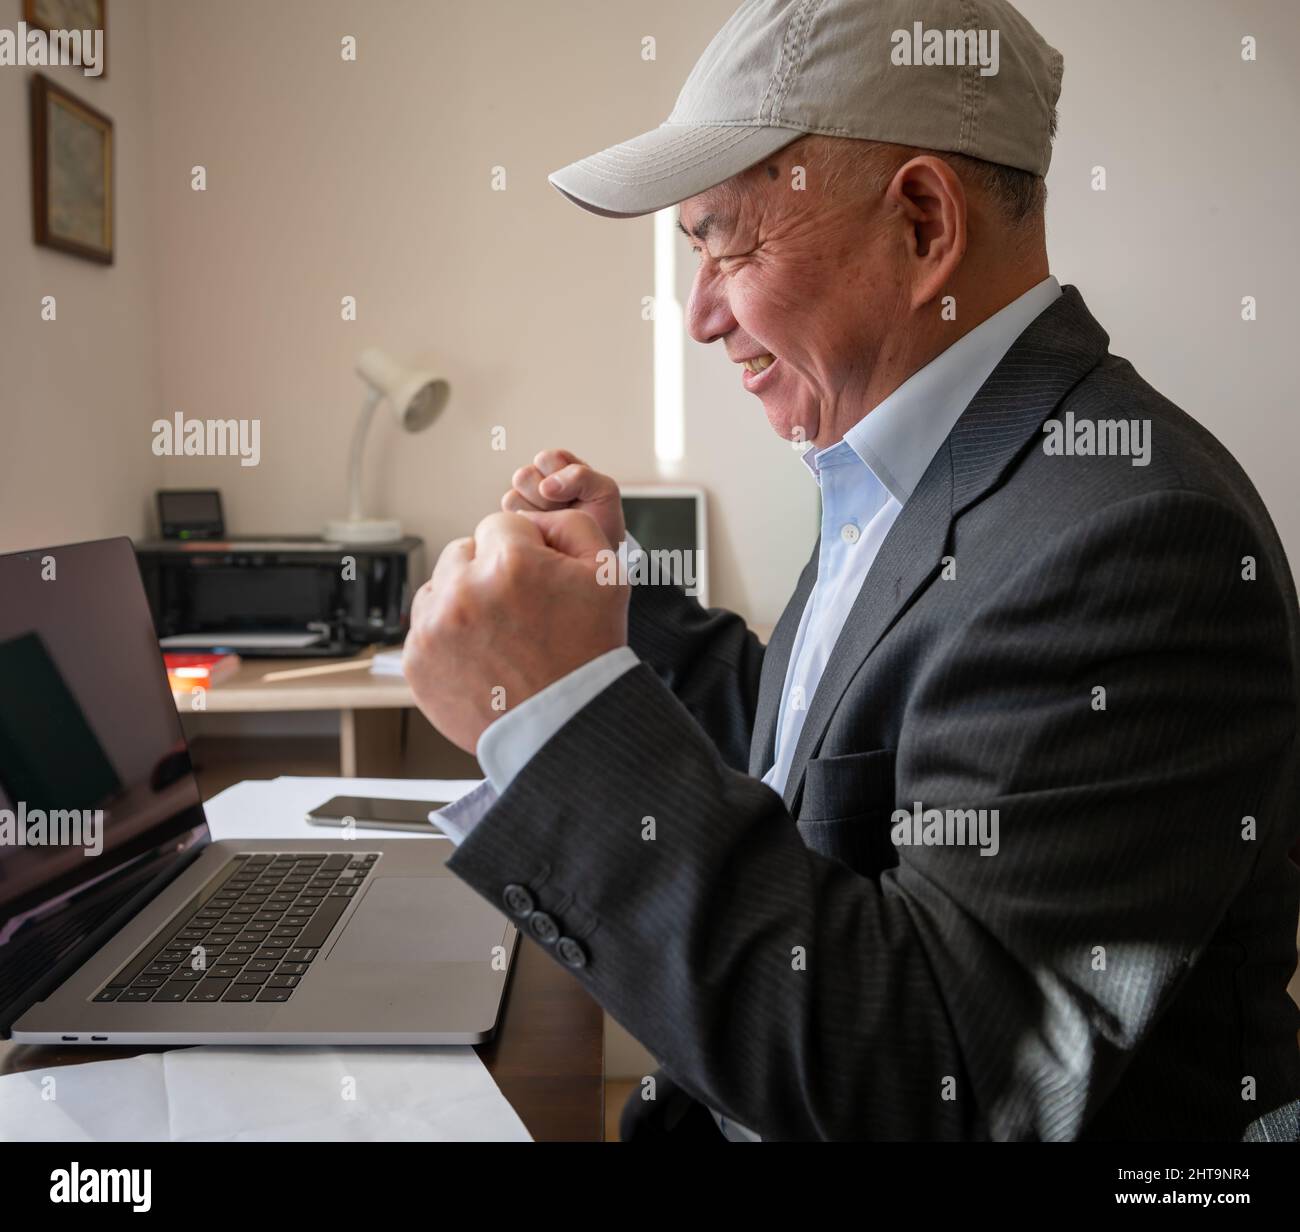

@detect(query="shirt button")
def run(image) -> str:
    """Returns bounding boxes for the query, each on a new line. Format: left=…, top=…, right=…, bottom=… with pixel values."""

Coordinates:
left=840, top=523, right=860, bottom=544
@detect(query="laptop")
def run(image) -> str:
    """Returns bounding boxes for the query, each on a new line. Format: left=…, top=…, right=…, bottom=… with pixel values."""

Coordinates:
left=1, top=537, right=517, bottom=1045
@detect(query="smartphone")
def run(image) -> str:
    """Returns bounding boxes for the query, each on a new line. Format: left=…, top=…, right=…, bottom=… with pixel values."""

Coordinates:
left=305, top=795, right=450, bottom=834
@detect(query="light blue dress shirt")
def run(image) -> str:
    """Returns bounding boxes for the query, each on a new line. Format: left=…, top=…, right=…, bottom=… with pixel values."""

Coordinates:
left=434, top=275, right=1062, bottom=1140
left=763, top=275, right=1062, bottom=795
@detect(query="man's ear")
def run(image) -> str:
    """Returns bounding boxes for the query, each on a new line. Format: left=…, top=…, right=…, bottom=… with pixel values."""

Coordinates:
left=886, top=155, right=967, bottom=309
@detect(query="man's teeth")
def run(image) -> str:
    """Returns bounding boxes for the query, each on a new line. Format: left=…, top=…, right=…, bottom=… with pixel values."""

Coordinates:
left=744, top=355, right=776, bottom=373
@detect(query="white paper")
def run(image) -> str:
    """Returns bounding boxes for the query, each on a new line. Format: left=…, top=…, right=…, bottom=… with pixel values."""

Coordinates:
left=0, top=1046, right=531, bottom=1141
left=369, top=649, right=406, bottom=676
left=160, top=631, right=325, bottom=649
left=201, top=776, right=483, bottom=841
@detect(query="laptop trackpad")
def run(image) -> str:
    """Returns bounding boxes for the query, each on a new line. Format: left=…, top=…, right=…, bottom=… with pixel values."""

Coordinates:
left=327, top=877, right=505, bottom=964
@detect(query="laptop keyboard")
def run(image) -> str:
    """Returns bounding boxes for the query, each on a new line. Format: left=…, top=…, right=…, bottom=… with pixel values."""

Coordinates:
left=90, top=852, right=378, bottom=1005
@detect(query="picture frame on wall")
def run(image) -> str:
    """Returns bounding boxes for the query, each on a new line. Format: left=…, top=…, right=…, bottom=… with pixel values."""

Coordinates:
left=23, top=0, right=108, bottom=79
left=30, top=73, right=114, bottom=265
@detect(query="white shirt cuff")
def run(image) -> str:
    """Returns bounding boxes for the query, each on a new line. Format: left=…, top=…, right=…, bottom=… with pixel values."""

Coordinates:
left=431, top=779, right=500, bottom=845
left=476, top=646, right=640, bottom=793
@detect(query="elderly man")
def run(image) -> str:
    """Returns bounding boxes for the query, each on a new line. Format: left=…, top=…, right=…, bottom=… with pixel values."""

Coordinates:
left=403, top=0, right=1300, bottom=1141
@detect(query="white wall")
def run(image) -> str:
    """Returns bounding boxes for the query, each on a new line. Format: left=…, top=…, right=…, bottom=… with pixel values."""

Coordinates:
left=12, top=2, right=1293, bottom=608
left=1023, top=0, right=1300, bottom=569
left=0, top=1, right=161, bottom=552
left=133, top=0, right=817, bottom=625
left=140, top=0, right=790, bottom=609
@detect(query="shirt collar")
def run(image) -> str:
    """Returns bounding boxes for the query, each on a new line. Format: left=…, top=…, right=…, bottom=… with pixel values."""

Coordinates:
left=802, top=276, right=1062, bottom=502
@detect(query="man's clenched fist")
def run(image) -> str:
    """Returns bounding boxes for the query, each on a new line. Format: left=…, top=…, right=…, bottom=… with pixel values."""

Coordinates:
left=502, top=448, right=626, bottom=548
left=403, top=509, right=628, bottom=754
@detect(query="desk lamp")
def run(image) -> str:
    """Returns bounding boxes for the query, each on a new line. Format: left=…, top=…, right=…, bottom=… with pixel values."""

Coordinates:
left=324, top=347, right=450, bottom=543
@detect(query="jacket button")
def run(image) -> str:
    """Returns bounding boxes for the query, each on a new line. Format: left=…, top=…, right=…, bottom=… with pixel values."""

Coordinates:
left=502, top=883, right=535, bottom=917
left=555, top=936, right=587, bottom=969
left=527, top=911, right=560, bottom=945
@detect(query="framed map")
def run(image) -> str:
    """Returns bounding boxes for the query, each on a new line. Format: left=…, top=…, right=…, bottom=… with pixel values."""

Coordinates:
left=30, top=73, right=113, bottom=264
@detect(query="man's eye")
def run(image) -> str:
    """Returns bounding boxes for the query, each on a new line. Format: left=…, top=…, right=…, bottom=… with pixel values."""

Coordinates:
left=689, top=245, right=748, bottom=268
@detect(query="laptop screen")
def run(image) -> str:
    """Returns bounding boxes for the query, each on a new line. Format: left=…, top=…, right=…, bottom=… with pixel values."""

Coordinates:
left=0, top=538, right=207, bottom=1029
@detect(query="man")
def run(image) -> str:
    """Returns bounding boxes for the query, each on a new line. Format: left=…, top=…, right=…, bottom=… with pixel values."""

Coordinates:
left=403, top=0, right=1300, bottom=1140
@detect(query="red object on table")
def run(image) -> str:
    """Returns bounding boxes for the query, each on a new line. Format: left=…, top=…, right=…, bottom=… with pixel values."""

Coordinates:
left=163, top=651, right=240, bottom=690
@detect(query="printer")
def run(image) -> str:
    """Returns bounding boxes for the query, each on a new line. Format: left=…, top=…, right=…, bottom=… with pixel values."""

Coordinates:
left=133, top=536, right=425, bottom=657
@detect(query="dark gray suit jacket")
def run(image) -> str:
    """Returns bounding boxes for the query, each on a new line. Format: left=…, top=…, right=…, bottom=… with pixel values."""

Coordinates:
left=447, top=286, right=1300, bottom=1141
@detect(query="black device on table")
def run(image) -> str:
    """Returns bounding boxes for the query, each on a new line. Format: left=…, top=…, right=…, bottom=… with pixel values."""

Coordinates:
left=307, top=796, right=448, bottom=834
left=157, top=489, right=226, bottom=541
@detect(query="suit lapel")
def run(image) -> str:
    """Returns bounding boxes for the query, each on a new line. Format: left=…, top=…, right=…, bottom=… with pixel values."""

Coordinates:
left=775, top=285, right=1111, bottom=813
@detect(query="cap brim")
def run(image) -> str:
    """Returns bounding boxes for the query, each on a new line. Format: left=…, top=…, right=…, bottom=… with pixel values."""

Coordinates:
left=548, top=123, right=804, bottom=219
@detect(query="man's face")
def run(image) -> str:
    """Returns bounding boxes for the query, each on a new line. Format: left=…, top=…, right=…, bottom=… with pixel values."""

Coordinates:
left=679, top=156, right=905, bottom=449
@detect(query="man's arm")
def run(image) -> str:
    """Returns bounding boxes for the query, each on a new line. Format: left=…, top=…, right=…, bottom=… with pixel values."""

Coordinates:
left=446, top=490, right=1297, bottom=1140
left=501, top=448, right=767, bottom=769
left=627, top=577, right=765, bottom=773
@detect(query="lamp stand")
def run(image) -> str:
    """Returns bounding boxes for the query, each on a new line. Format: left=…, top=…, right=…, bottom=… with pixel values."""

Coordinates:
left=324, top=387, right=405, bottom=543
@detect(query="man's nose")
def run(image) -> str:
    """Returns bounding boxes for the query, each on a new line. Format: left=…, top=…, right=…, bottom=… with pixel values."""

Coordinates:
left=685, top=266, right=736, bottom=346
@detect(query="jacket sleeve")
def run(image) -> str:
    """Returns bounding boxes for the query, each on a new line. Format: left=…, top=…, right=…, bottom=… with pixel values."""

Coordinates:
left=447, top=490, right=1297, bottom=1139
left=626, top=579, right=765, bottom=773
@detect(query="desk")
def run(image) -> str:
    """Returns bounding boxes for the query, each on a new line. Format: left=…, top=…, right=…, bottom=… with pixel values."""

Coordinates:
left=0, top=777, right=605, bottom=1142
left=174, top=648, right=415, bottom=777
left=178, top=628, right=777, bottom=779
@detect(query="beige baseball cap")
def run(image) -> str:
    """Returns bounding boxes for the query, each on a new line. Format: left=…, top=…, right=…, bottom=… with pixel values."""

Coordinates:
left=549, top=0, right=1063, bottom=218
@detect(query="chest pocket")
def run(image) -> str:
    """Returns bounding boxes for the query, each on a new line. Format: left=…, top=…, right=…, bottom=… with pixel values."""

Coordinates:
left=795, top=748, right=898, bottom=874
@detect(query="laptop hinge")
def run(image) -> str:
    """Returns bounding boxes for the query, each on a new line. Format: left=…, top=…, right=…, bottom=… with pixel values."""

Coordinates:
left=0, top=829, right=208, bottom=1037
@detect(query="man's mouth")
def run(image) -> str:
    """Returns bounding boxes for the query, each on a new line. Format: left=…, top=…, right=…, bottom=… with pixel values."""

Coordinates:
left=740, top=353, right=780, bottom=391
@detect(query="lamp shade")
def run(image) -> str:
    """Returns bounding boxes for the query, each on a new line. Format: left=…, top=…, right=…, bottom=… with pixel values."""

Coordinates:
left=323, top=348, right=451, bottom=544
left=355, top=347, right=449, bottom=432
